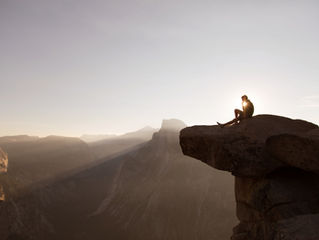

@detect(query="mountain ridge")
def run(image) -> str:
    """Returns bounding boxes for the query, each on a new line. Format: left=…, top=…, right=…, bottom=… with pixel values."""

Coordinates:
left=2, top=119, right=236, bottom=240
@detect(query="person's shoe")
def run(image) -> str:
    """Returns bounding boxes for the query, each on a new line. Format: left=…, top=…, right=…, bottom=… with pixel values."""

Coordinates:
left=217, top=122, right=224, bottom=128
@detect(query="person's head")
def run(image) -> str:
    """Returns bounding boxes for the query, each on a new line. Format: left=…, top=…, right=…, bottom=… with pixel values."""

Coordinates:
left=241, top=95, right=248, bottom=101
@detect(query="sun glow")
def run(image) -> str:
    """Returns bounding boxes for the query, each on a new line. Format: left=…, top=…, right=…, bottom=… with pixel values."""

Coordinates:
left=242, top=101, right=247, bottom=108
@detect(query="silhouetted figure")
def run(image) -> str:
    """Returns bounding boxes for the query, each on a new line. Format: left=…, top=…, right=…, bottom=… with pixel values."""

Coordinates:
left=217, top=95, right=254, bottom=128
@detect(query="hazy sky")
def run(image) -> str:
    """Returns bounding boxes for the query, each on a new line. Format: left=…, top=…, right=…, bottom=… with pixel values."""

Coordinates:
left=1, top=0, right=319, bottom=137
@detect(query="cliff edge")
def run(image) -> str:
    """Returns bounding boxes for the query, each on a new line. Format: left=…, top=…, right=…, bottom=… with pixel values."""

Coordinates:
left=0, top=148, right=8, bottom=201
left=180, top=114, right=319, bottom=240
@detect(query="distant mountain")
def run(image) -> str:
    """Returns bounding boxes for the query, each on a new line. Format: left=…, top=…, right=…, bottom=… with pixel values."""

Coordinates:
left=0, top=135, right=94, bottom=191
left=160, top=118, right=187, bottom=131
left=87, top=126, right=158, bottom=160
left=0, top=126, right=157, bottom=190
left=2, top=119, right=236, bottom=240
left=0, top=135, right=39, bottom=143
left=120, top=126, right=158, bottom=139
left=80, top=126, right=157, bottom=143
left=80, top=134, right=117, bottom=143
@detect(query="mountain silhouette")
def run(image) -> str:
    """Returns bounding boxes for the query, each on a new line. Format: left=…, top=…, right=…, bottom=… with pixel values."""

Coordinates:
left=87, top=126, right=157, bottom=160
left=0, top=135, right=94, bottom=192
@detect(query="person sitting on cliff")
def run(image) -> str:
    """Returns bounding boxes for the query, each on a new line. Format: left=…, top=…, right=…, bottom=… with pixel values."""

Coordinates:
left=217, top=95, right=254, bottom=128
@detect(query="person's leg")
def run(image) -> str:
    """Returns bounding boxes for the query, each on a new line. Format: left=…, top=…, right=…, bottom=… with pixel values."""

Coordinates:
left=234, top=109, right=242, bottom=118
left=217, top=109, right=243, bottom=128
left=218, top=118, right=238, bottom=127
left=237, top=111, right=244, bottom=123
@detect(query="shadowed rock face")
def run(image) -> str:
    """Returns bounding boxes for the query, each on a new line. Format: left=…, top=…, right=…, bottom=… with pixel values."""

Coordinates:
left=266, top=134, right=319, bottom=172
left=180, top=115, right=319, bottom=240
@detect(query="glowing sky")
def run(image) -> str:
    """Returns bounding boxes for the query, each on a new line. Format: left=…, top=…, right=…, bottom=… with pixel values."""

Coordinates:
left=1, top=0, right=319, bottom=137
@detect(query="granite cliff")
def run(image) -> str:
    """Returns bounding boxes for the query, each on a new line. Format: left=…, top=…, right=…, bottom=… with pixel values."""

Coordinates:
left=180, top=115, right=319, bottom=240
left=0, top=148, right=8, bottom=174
left=0, top=148, right=8, bottom=238
left=0, top=148, right=8, bottom=201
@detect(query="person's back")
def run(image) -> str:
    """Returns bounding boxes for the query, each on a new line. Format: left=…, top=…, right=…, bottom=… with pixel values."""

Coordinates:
left=243, top=99, right=254, bottom=118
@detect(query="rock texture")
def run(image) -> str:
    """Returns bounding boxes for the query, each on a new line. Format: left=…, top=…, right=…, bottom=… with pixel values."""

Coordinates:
left=0, top=148, right=8, bottom=174
left=0, top=148, right=8, bottom=239
left=180, top=114, right=319, bottom=240
left=0, top=148, right=8, bottom=201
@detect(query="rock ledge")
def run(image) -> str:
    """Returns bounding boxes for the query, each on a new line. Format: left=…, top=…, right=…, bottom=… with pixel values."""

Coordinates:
left=180, top=115, right=319, bottom=240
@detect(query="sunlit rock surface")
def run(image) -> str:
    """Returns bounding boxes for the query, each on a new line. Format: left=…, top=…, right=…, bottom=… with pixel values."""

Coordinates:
left=180, top=115, right=319, bottom=240
left=0, top=148, right=8, bottom=239
left=0, top=148, right=8, bottom=201
left=0, top=148, right=8, bottom=174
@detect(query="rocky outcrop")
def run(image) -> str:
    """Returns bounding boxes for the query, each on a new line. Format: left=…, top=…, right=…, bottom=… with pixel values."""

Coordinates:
left=0, top=148, right=8, bottom=201
left=0, top=148, right=8, bottom=174
left=180, top=115, right=319, bottom=240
